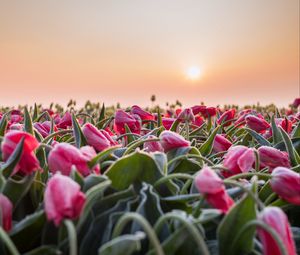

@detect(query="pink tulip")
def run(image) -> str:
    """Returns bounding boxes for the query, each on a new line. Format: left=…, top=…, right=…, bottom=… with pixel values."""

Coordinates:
left=56, top=112, right=72, bottom=129
left=34, top=121, right=58, bottom=138
left=257, top=207, right=296, bottom=255
left=143, top=135, right=164, bottom=152
left=191, top=105, right=206, bottom=115
left=270, top=167, right=300, bottom=205
left=177, top=108, right=195, bottom=122
left=245, top=115, right=270, bottom=133
left=217, top=109, right=236, bottom=126
left=44, top=173, right=86, bottom=226
left=213, top=134, right=232, bottom=153
left=161, top=118, right=175, bottom=130
left=192, top=115, right=205, bottom=127
left=82, top=123, right=118, bottom=152
left=48, top=143, right=100, bottom=176
left=131, top=105, right=154, bottom=121
left=275, top=118, right=293, bottom=133
left=0, top=194, right=13, bottom=232
left=114, top=109, right=141, bottom=134
left=159, top=130, right=190, bottom=152
left=222, top=146, right=255, bottom=177
left=258, top=146, right=290, bottom=171
left=195, top=166, right=234, bottom=213
left=292, top=98, right=300, bottom=108
left=1, top=130, right=40, bottom=175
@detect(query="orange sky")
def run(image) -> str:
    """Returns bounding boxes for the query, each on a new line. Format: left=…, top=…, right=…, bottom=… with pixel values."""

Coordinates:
left=0, top=0, right=299, bottom=107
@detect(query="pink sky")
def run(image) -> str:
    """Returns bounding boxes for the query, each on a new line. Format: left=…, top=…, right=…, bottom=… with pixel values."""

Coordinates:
left=0, top=0, right=299, bottom=107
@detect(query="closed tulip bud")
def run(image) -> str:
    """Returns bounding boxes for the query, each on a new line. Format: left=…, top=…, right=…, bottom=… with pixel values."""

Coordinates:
left=82, top=123, right=118, bottom=152
left=131, top=105, right=154, bottom=121
left=270, top=167, right=300, bottom=205
left=191, top=105, right=206, bottom=115
left=217, top=109, right=236, bottom=126
left=34, top=121, right=58, bottom=138
left=177, top=108, right=195, bottom=122
left=258, top=146, right=290, bottom=171
left=222, top=146, right=255, bottom=177
left=56, top=111, right=72, bottom=129
left=192, top=115, right=205, bottom=127
left=159, top=130, right=190, bottom=152
left=245, top=115, right=270, bottom=133
left=195, top=166, right=234, bottom=213
left=213, top=134, right=232, bottom=153
left=143, top=135, right=164, bottom=152
left=48, top=143, right=100, bottom=176
left=161, top=118, right=175, bottom=130
left=292, top=97, right=300, bottom=108
left=275, top=118, right=293, bottom=133
left=0, top=194, right=13, bottom=232
left=114, top=109, right=141, bottom=134
left=258, top=207, right=296, bottom=255
left=44, top=173, right=86, bottom=226
left=1, top=130, right=40, bottom=175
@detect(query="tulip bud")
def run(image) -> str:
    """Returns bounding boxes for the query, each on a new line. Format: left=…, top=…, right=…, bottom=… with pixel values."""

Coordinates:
left=222, top=146, right=255, bottom=177
left=159, top=130, right=190, bottom=152
left=44, top=173, right=86, bottom=226
left=257, top=207, right=296, bottom=255
left=292, top=98, right=300, bottom=108
left=245, top=115, right=270, bottom=133
left=217, top=109, right=236, bottom=126
left=213, top=134, right=232, bottom=153
left=114, top=109, right=141, bottom=134
left=275, top=118, right=293, bottom=133
left=56, top=112, right=72, bottom=129
left=131, top=105, right=154, bottom=121
left=1, top=130, right=40, bottom=175
left=270, top=167, right=300, bottom=205
left=161, top=118, right=175, bottom=130
left=195, top=166, right=234, bottom=213
left=191, top=105, right=206, bottom=115
left=34, top=121, right=58, bottom=138
left=143, top=135, right=164, bottom=152
left=0, top=194, right=13, bottom=232
left=192, top=115, right=205, bottom=127
left=48, top=143, right=100, bottom=176
left=177, top=108, right=195, bottom=122
left=258, top=146, right=290, bottom=171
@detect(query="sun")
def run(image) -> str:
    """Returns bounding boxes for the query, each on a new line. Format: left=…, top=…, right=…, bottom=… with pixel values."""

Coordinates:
left=186, top=66, right=203, bottom=80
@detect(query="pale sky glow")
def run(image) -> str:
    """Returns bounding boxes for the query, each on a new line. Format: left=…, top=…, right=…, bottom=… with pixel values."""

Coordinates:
left=0, top=0, right=299, bottom=107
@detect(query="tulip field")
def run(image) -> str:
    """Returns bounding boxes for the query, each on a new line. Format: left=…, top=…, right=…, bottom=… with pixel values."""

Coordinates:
left=0, top=101, right=300, bottom=255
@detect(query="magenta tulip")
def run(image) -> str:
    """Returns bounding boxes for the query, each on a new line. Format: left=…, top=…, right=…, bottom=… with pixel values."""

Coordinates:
left=131, top=105, right=154, bottom=121
left=177, top=108, right=195, bottom=122
left=217, top=109, right=236, bottom=126
left=1, top=130, right=40, bottom=175
left=44, top=173, right=86, bottom=226
left=34, top=121, right=58, bottom=138
left=245, top=115, right=270, bottom=133
left=213, top=134, right=232, bottom=153
left=114, top=109, right=141, bottom=134
left=258, top=146, right=290, bottom=171
left=270, top=167, right=300, bottom=205
left=56, top=112, right=72, bottom=129
left=143, top=135, right=164, bottom=152
left=159, top=130, right=190, bottom=152
left=257, top=207, right=296, bottom=255
left=0, top=194, right=13, bottom=232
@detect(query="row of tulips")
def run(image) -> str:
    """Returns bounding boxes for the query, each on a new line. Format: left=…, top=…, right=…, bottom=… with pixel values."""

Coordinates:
left=0, top=101, right=299, bottom=255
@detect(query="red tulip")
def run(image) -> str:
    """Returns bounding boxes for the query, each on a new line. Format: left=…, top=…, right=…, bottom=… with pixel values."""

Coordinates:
left=177, top=108, right=195, bottom=122
left=1, top=130, right=40, bottom=175
left=195, top=166, right=234, bottom=213
left=82, top=123, right=118, bottom=152
left=191, top=105, right=206, bottom=115
left=257, top=207, right=296, bottom=255
left=275, top=118, right=293, bottom=133
left=48, top=143, right=100, bottom=176
left=34, top=121, right=58, bottom=138
left=213, top=134, right=232, bottom=153
left=192, top=115, right=205, bottom=127
left=131, top=105, right=154, bottom=121
left=0, top=194, right=13, bottom=232
left=143, top=135, right=164, bottom=152
left=114, top=109, right=141, bottom=134
left=44, top=173, right=86, bottom=226
left=217, top=109, right=236, bottom=126
left=258, top=146, right=290, bottom=171
left=161, top=118, right=175, bottom=130
left=56, top=112, right=72, bottom=129
left=245, top=115, right=270, bottom=133
left=270, top=167, right=300, bottom=205
left=197, top=106, right=217, bottom=118
left=292, top=98, right=300, bottom=108
left=222, top=146, right=255, bottom=177
left=159, top=130, right=190, bottom=152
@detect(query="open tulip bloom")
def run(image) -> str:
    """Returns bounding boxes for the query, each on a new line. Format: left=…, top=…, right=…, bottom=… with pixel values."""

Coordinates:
left=0, top=102, right=299, bottom=254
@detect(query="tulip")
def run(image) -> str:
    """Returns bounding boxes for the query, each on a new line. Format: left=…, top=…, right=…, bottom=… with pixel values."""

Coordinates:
left=0, top=194, right=13, bottom=232
left=257, top=207, right=296, bottom=255
left=192, top=115, right=205, bottom=127
left=197, top=106, right=217, bottom=118
left=114, top=109, right=141, bottom=134
left=292, top=98, right=300, bottom=108
left=143, top=135, right=164, bottom=152
left=258, top=146, right=290, bottom=171
left=270, top=167, right=300, bottom=205
left=245, top=115, right=270, bottom=133
left=213, top=134, right=232, bottom=153
left=131, top=105, right=154, bottom=121
left=217, top=109, right=236, bottom=126
left=159, top=130, right=190, bottom=152
left=44, top=173, right=86, bottom=226
left=191, top=105, right=206, bottom=115
left=275, top=118, right=293, bottom=133
left=1, top=130, right=40, bottom=175
left=56, top=112, right=72, bottom=129
left=222, top=145, right=255, bottom=177
left=195, top=166, right=234, bottom=213
left=82, top=123, right=118, bottom=152
left=34, top=121, right=58, bottom=138
left=161, top=118, right=175, bottom=130
left=177, top=108, right=195, bottom=122
left=48, top=143, right=100, bottom=176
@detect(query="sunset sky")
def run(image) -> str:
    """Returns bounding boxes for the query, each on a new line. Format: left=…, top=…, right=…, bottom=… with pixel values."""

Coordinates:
left=0, top=0, right=299, bottom=107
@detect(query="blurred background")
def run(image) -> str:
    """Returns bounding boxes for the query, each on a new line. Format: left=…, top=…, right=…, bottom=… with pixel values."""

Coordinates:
left=0, top=0, right=299, bottom=107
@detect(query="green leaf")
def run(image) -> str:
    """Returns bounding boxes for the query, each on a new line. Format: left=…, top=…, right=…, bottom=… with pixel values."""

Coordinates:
left=0, top=137, right=25, bottom=178
left=271, top=115, right=282, bottom=144
left=98, top=103, right=106, bottom=122
left=23, top=245, right=61, bottom=255
left=124, top=124, right=136, bottom=144
left=279, top=127, right=300, bottom=166
left=0, top=113, right=8, bottom=136
left=170, top=119, right=181, bottom=132
left=199, top=126, right=220, bottom=156
left=106, top=151, right=163, bottom=190
left=157, top=108, right=162, bottom=127
left=24, top=106, right=34, bottom=135
left=292, top=121, right=300, bottom=138
left=244, top=128, right=271, bottom=146
left=71, top=113, right=87, bottom=148
left=32, top=103, right=39, bottom=121
left=217, top=188, right=257, bottom=255
left=88, top=146, right=121, bottom=169
left=98, top=232, right=145, bottom=255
